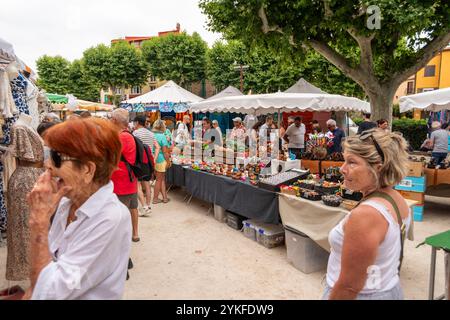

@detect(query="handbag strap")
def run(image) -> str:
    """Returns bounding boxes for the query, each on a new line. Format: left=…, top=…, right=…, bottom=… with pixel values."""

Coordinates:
left=356, top=191, right=406, bottom=272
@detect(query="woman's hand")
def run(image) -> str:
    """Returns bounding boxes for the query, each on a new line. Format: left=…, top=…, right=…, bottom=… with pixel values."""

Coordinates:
left=27, top=171, right=72, bottom=228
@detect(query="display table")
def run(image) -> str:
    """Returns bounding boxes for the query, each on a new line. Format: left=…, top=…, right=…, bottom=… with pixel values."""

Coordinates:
left=184, top=169, right=280, bottom=224
left=279, top=194, right=418, bottom=252
left=166, top=164, right=187, bottom=187
left=278, top=194, right=348, bottom=252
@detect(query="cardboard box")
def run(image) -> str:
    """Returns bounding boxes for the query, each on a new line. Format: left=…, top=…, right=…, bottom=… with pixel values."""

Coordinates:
left=412, top=205, right=424, bottom=222
left=436, top=169, right=450, bottom=185
left=407, top=161, right=424, bottom=177
left=395, top=176, right=426, bottom=193
left=424, top=168, right=437, bottom=186
left=301, top=160, right=320, bottom=174
left=398, top=190, right=425, bottom=204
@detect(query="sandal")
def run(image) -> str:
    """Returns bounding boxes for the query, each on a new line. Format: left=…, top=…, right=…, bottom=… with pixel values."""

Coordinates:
left=132, top=236, right=140, bottom=242
left=152, top=200, right=162, bottom=204
left=162, top=198, right=170, bottom=203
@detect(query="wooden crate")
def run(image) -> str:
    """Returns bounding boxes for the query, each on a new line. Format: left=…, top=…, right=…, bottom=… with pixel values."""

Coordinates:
left=424, top=168, right=437, bottom=186
left=407, top=161, right=424, bottom=177
left=436, top=169, right=450, bottom=185
left=398, top=190, right=425, bottom=205
left=301, top=160, right=320, bottom=174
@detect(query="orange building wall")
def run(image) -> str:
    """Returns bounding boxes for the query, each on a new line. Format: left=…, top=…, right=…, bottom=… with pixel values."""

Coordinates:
left=415, top=55, right=441, bottom=91
left=439, top=50, right=450, bottom=88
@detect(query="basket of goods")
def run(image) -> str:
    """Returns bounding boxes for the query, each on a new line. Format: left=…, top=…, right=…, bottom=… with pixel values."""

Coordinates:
left=322, top=195, right=343, bottom=207
left=314, top=181, right=341, bottom=194
left=280, top=185, right=299, bottom=196
left=306, top=132, right=335, bottom=160
left=342, top=199, right=359, bottom=211
left=341, top=188, right=363, bottom=201
left=301, top=189, right=322, bottom=201
left=295, top=179, right=317, bottom=190
left=328, top=152, right=344, bottom=162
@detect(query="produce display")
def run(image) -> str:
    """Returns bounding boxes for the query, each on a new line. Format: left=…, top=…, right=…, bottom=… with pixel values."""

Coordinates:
left=300, top=189, right=322, bottom=201
left=314, top=181, right=341, bottom=194
left=323, top=167, right=343, bottom=182
left=322, top=194, right=343, bottom=207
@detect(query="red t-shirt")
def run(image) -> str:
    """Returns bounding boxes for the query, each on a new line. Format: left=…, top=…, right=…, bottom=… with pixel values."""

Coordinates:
left=111, top=130, right=138, bottom=195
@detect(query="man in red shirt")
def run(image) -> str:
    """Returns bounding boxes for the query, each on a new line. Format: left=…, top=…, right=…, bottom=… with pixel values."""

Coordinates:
left=110, top=109, right=140, bottom=242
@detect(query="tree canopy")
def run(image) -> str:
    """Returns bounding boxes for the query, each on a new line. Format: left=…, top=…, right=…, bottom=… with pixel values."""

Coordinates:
left=207, top=40, right=365, bottom=96
left=141, top=32, right=208, bottom=88
left=200, top=0, right=450, bottom=121
left=36, top=55, right=101, bottom=101
left=83, top=41, right=148, bottom=104
left=36, top=55, right=71, bottom=95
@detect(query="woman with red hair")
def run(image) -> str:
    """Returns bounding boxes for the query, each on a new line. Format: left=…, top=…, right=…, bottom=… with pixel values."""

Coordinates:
left=24, top=118, right=132, bottom=300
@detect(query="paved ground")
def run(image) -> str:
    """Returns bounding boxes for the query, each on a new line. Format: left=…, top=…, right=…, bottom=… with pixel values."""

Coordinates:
left=1, top=186, right=449, bottom=299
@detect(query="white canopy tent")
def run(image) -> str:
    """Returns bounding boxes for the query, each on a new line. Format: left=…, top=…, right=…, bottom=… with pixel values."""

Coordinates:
left=206, top=85, right=243, bottom=100
left=284, top=78, right=328, bottom=94
left=123, top=80, right=204, bottom=104
left=189, top=91, right=370, bottom=115
left=399, top=87, right=450, bottom=113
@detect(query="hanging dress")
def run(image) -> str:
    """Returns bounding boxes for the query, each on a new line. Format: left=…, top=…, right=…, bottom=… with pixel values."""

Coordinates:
left=5, top=124, right=44, bottom=281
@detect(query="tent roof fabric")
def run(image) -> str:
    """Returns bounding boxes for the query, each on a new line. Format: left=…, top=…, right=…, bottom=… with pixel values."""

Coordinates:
left=189, top=92, right=370, bottom=115
left=123, top=80, right=204, bottom=104
left=399, top=87, right=450, bottom=112
left=47, top=93, right=68, bottom=103
left=285, top=78, right=328, bottom=94
left=206, top=86, right=243, bottom=100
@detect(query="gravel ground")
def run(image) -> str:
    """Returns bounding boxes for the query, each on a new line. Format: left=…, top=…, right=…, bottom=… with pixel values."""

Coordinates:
left=1, top=186, right=449, bottom=300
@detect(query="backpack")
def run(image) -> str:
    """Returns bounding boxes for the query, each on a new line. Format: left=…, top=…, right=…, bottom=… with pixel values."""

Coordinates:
left=121, top=131, right=155, bottom=182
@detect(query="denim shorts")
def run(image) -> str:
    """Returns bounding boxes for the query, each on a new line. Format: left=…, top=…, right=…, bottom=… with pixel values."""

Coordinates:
left=322, top=282, right=404, bottom=300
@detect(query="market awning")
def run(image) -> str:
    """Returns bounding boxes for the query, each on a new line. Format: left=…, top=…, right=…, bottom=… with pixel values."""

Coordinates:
left=46, top=93, right=68, bottom=104
left=189, top=92, right=370, bottom=115
left=76, top=99, right=113, bottom=111
left=399, top=88, right=450, bottom=113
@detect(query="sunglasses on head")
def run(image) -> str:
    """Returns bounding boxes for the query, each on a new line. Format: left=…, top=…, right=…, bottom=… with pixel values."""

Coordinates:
left=50, top=149, right=78, bottom=168
left=359, top=129, right=385, bottom=163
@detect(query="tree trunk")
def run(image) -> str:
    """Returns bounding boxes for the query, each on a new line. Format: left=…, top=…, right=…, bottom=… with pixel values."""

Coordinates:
left=366, top=86, right=396, bottom=126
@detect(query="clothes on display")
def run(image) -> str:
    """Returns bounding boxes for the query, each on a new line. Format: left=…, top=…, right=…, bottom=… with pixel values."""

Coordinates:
left=6, top=122, right=44, bottom=281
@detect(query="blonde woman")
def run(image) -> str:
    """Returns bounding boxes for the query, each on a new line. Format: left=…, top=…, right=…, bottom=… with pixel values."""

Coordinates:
left=152, top=120, right=171, bottom=204
left=323, top=128, right=412, bottom=300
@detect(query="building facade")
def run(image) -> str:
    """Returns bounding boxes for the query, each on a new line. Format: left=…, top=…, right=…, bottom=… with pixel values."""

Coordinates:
left=101, top=23, right=216, bottom=104
left=394, top=45, right=450, bottom=104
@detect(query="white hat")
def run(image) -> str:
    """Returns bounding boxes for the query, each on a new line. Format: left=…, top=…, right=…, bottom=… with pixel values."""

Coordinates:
left=232, top=117, right=242, bottom=122
left=212, top=119, right=218, bottom=124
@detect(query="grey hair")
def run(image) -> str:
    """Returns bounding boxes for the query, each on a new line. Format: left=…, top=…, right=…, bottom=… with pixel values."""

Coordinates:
left=111, top=108, right=129, bottom=126
left=326, top=119, right=337, bottom=127
left=431, top=121, right=441, bottom=130
left=152, top=119, right=166, bottom=132
left=343, top=129, right=409, bottom=189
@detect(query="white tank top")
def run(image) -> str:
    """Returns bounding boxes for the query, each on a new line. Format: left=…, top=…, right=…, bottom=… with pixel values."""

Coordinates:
left=326, top=200, right=411, bottom=294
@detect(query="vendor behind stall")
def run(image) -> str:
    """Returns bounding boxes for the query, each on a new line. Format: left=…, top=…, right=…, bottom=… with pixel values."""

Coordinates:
left=429, top=121, right=449, bottom=167
left=326, top=119, right=346, bottom=154
left=203, top=118, right=221, bottom=147
left=283, top=116, right=306, bottom=159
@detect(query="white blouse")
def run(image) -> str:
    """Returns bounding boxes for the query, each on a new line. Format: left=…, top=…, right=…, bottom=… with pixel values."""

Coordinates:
left=31, top=182, right=132, bottom=300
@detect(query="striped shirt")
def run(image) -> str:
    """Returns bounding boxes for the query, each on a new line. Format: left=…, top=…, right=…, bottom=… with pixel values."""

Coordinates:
left=133, top=128, right=155, bottom=147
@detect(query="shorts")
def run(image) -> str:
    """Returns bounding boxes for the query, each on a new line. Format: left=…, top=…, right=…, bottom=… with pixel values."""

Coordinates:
left=138, top=175, right=152, bottom=182
left=155, top=161, right=167, bottom=173
left=321, top=282, right=404, bottom=300
left=117, top=193, right=138, bottom=210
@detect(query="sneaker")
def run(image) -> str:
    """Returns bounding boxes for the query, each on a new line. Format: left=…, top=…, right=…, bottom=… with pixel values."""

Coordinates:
left=138, top=206, right=150, bottom=217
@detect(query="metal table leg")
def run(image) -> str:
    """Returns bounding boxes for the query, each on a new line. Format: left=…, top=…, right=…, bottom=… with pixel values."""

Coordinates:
left=428, top=247, right=437, bottom=300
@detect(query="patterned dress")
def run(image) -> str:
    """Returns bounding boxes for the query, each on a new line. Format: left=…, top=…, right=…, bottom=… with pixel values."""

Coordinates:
left=6, top=124, right=44, bottom=281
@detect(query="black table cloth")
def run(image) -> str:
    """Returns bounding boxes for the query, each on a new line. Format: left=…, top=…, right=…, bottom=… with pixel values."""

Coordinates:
left=184, top=168, right=279, bottom=224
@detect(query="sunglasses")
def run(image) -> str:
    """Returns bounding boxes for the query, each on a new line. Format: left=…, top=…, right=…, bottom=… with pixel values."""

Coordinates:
left=50, top=149, right=79, bottom=168
left=359, top=129, right=385, bottom=163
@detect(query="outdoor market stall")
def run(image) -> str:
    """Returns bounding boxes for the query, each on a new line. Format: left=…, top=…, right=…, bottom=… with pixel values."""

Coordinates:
left=121, top=80, right=203, bottom=127
left=399, top=88, right=450, bottom=191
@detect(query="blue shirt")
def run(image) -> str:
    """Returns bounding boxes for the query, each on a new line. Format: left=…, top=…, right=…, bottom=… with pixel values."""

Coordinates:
left=328, top=127, right=346, bottom=154
left=153, top=132, right=170, bottom=164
